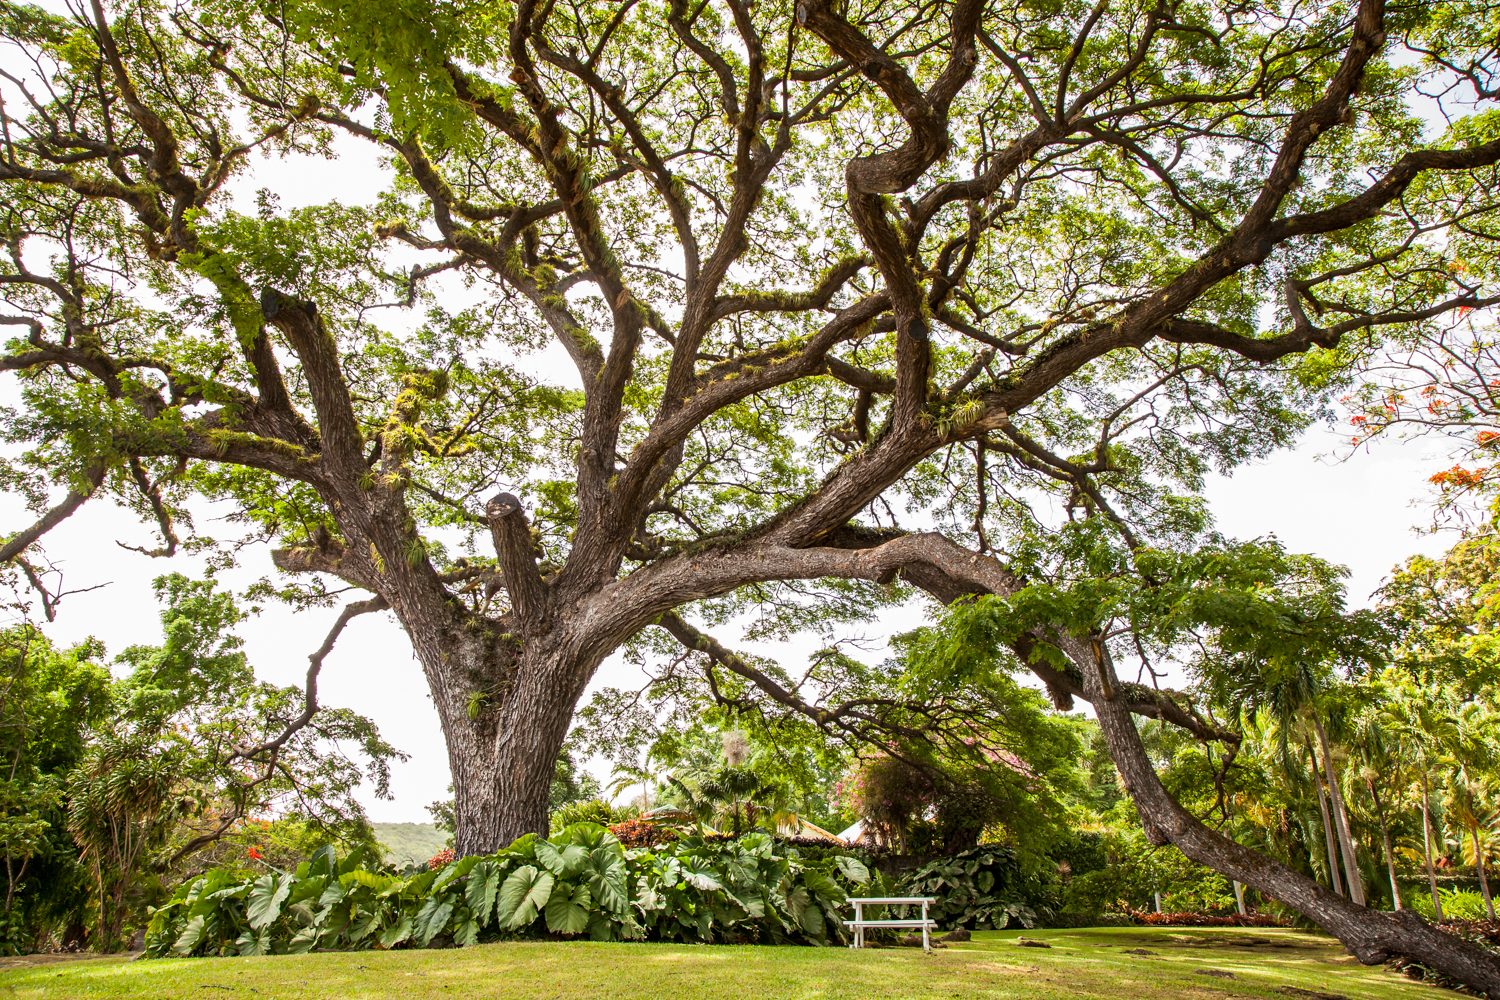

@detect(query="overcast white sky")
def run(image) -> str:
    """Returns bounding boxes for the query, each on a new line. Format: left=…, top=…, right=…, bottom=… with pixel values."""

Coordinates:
left=0, top=122, right=1464, bottom=824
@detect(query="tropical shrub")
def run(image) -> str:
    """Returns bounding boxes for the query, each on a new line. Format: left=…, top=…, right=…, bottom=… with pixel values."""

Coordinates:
left=895, top=846, right=1040, bottom=930
left=1409, top=887, right=1492, bottom=922
left=607, top=818, right=679, bottom=848
left=1130, top=911, right=1286, bottom=927
left=550, top=799, right=634, bottom=834
left=145, top=823, right=876, bottom=957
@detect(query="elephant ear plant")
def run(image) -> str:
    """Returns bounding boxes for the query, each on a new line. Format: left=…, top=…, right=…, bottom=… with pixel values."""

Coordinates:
left=897, top=846, right=1040, bottom=932
left=145, top=825, right=876, bottom=956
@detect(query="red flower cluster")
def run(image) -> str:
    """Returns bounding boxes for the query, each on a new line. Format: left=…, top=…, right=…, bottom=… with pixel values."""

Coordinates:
left=607, top=819, right=678, bottom=848
left=247, top=847, right=263, bottom=861
left=1429, top=465, right=1489, bottom=490
left=427, top=847, right=456, bottom=870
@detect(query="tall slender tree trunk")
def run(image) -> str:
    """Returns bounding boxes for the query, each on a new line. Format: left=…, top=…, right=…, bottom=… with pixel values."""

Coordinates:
left=1473, top=826, right=1496, bottom=922
left=1370, top=780, right=1403, bottom=911
left=1314, top=714, right=1366, bottom=906
left=1308, top=739, right=1345, bottom=896
left=1420, top=769, right=1445, bottom=922
left=1233, top=880, right=1247, bottom=916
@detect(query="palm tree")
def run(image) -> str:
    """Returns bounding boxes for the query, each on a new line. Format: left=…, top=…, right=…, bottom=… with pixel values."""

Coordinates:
left=1305, top=734, right=1346, bottom=896
left=1382, top=675, right=1460, bottom=921
left=1351, top=694, right=1407, bottom=910
left=1447, top=702, right=1499, bottom=921
left=1310, top=693, right=1367, bottom=906
left=1237, top=660, right=1364, bottom=900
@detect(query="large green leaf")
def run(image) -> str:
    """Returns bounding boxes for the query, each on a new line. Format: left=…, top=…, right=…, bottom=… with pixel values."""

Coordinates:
left=466, top=859, right=503, bottom=926
left=342, top=869, right=399, bottom=894
left=552, top=822, right=621, bottom=852
left=544, top=881, right=592, bottom=935
left=582, top=848, right=629, bottom=915
left=234, top=930, right=270, bottom=956
left=171, top=914, right=206, bottom=956
left=285, top=925, right=320, bottom=954
left=413, top=898, right=454, bottom=947
left=378, top=913, right=413, bottom=948
left=784, top=886, right=809, bottom=931
left=835, top=856, right=870, bottom=884
left=679, top=861, right=721, bottom=892
left=247, top=874, right=293, bottom=931
left=434, top=854, right=481, bottom=890
left=535, top=840, right=588, bottom=878
left=801, top=900, right=828, bottom=941
left=496, top=865, right=554, bottom=929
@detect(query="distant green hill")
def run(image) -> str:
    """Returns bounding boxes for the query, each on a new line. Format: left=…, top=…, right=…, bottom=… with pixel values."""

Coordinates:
left=373, top=823, right=449, bottom=866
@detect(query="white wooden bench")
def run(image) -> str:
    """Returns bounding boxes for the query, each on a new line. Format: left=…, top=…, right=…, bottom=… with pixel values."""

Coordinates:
left=844, top=896, right=939, bottom=952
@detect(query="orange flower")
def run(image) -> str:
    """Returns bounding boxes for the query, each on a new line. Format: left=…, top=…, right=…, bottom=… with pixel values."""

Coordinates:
left=1429, top=466, right=1489, bottom=489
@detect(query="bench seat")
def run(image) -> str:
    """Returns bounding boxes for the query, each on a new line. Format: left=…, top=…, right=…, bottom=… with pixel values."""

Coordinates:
left=844, top=896, right=939, bottom=952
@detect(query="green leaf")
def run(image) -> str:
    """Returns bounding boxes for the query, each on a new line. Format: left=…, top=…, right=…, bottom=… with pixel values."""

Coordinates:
left=535, top=840, right=588, bottom=878
left=413, top=898, right=454, bottom=947
left=234, top=930, right=270, bottom=956
left=834, top=856, right=870, bottom=884
left=466, top=859, right=502, bottom=926
left=342, top=869, right=399, bottom=893
left=496, top=865, right=554, bottom=929
left=378, top=913, right=413, bottom=948
left=679, top=862, right=721, bottom=892
left=171, top=914, right=206, bottom=956
left=583, top=848, right=629, bottom=915
left=285, top=925, right=319, bottom=954
left=247, top=873, right=293, bottom=931
left=544, top=881, right=592, bottom=935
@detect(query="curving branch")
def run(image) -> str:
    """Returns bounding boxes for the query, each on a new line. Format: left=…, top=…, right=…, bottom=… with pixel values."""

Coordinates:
left=0, top=462, right=106, bottom=565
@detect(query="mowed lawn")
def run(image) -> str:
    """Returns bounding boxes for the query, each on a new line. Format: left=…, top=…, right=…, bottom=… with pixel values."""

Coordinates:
left=0, top=927, right=1455, bottom=1000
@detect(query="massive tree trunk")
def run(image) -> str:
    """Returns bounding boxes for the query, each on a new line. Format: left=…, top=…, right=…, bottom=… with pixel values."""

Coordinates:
left=401, top=597, right=607, bottom=855
left=1050, top=633, right=1500, bottom=997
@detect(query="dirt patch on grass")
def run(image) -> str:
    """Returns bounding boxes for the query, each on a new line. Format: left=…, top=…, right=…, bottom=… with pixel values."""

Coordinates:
left=0, top=953, right=132, bottom=971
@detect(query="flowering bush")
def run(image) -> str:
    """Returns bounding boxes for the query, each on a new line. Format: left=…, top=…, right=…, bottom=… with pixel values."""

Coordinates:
left=608, top=818, right=679, bottom=848
left=426, top=847, right=456, bottom=870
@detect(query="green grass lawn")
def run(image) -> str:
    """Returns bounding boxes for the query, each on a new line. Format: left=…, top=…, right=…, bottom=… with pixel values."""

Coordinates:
left=0, top=926, right=1454, bottom=999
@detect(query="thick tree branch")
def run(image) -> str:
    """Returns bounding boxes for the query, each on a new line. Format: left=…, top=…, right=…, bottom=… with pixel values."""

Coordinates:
left=0, top=462, right=106, bottom=564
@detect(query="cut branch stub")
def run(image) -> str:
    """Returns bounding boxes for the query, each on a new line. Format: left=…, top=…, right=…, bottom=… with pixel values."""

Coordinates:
left=486, top=492, right=548, bottom=628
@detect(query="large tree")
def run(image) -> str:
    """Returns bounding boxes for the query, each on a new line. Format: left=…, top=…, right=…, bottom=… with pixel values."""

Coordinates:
left=4, top=0, right=1500, bottom=986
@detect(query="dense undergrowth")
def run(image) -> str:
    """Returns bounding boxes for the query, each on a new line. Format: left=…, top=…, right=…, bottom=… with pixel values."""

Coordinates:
left=148, top=818, right=1290, bottom=959
left=146, top=824, right=880, bottom=957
